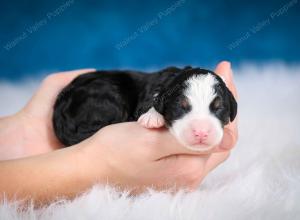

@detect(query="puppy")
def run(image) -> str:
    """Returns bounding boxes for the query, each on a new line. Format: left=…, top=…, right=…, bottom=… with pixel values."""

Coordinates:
left=53, top=66, right=237, bottom=151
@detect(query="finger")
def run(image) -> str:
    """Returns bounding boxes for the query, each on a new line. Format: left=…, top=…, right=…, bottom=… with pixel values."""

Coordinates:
left=157, top=154, right=209, bottom=188
left=214, top=61, right=238, bottom=100
left=213, top=61, right=239, bottom=151
left=150, top=128, right=215, bottom=160
left=203, top=151, right=230, bottom=176
left=214, top=122, right=238, bottom=151
left=49, top=68, right=96, bottom=87
left=24, top=69, right=96, bottom=115
left=159, top=153, right=209, bottom=170
left=59, top=68, right=96, bottom=79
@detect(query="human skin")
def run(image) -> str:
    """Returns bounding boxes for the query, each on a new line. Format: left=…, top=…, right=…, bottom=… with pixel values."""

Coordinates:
left=0, top=61, right=238, bottom=203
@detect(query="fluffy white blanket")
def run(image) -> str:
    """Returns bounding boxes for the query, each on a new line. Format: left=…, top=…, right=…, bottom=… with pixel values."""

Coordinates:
left=1, top=63, right=300, bottom=219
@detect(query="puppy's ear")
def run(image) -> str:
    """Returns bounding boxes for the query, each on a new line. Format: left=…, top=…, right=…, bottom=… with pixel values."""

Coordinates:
left=153, top=93, right=164, bottom=114
left=153, top=70, right=181, bottom=114
left=183, top=65, right=192, bottom=70
left=227, top=88, right=237, bottom=122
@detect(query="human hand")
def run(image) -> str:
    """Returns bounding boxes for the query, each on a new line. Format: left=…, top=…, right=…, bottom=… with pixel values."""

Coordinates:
left=0, top=62, right=237, bottom=203
left=77, top=122, right=211, bottom=193
left=77, top=61, right=238, bottom=192
left=1, top=62, right=237, bottom=192
left=1, top=69, right=95, bottom=159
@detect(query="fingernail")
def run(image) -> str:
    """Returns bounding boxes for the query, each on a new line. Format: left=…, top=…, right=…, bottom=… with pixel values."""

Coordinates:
left=220, top=61, right=231, bottom=69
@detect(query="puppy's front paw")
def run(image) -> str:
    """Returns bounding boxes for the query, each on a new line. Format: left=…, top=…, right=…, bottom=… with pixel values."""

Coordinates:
left=138, top=107, right=165, bottom=128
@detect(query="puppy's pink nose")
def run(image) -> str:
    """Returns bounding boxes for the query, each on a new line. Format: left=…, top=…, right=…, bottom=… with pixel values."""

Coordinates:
left=193, top=129, right=209, bottom=139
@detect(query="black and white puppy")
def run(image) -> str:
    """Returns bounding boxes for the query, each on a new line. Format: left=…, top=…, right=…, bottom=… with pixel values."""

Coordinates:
left=53, top=66, right=237, bottom=151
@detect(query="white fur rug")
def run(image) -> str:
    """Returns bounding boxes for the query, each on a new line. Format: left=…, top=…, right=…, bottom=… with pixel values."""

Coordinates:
left=1, top=63, right=300, bottom=219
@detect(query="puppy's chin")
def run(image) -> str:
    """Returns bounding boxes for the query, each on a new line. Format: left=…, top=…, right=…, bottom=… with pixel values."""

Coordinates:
left=170, top=126, right=223, bottom=152
left=182, top=136, right=223, bottom=152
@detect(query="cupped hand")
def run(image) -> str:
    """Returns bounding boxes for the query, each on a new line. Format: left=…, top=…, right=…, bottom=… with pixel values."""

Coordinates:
left=13, top=69, right=96, bottom=157
left=76, top=61, right=238, bottom=192
left=6, top=62, right=238, bottom=192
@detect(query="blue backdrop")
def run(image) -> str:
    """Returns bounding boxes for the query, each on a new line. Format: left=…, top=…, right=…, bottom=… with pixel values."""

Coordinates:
left=1, top=0, right=299, bottom=80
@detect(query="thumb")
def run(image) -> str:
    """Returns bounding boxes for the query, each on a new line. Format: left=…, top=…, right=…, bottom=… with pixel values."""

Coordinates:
left=214, top=61, right=238, bottom=100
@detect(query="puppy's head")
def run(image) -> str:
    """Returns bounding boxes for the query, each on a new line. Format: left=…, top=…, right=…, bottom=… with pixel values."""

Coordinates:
left=154, top=68, right=237, bottom=151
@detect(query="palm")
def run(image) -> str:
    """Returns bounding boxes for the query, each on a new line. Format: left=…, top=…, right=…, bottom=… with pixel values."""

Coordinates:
left=19, top=69, right=95, bottom=153
left=17, top=63, right=237, bottom=157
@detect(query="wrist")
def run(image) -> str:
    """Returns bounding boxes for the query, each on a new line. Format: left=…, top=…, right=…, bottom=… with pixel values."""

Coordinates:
left=73, top=138, right=110, bottom=186
left=0, top=114, right=26, bottom=159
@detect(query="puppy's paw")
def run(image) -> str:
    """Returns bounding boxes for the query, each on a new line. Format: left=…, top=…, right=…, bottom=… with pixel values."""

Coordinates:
left=138, top=107, right=165, bottom=128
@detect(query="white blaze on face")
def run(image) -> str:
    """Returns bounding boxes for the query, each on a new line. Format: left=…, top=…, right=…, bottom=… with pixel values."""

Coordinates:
left=169, top=73, right=224, bottom=152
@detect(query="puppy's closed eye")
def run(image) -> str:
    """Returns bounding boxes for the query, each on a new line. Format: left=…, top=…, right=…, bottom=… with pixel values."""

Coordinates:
left=180, top=98, right=190, bottom=110
left=211, top=97, right=222, bottom=111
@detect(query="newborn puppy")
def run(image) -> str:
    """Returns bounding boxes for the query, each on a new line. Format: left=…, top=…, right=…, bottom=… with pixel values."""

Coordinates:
left=53, top=66, right=237, bottom=151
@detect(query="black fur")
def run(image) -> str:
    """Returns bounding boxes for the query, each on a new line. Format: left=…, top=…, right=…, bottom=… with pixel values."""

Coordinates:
left=53, top=67, right=237, bottom=146
left=210, top=75, right=238, bottom=126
